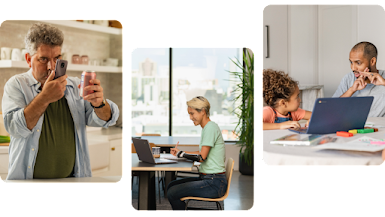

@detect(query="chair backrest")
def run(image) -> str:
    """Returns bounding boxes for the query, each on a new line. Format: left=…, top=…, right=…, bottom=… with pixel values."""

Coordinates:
left=222, top=158, right=235, bottom=199
left=131, top=143, right=136, bottom=153
left=141, top=133, right=161, bottom=136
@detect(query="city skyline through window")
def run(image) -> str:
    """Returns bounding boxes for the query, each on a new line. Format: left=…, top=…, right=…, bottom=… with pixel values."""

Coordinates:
left=132, top=48, right=242, bottom=140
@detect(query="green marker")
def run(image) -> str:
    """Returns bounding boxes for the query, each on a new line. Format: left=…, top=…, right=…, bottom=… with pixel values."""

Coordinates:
left=357, top=129, right=374, bottom=133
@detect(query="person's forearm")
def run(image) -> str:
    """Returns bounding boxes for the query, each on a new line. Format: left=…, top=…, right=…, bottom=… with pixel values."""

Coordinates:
left=340, top=87, right=355, bottom=98
left=184, top=151, right=200, bottom=155
left=263, top=122, right=281, bottom=130
left=24, top=94, right=50, bottom=130
left=94, top=101, right=112, bottom=121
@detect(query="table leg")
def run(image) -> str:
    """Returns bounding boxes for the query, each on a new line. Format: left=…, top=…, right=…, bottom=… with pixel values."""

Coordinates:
left=164, top=171, right=176, bottom=198
left=138, top=171, right=156, bottom=210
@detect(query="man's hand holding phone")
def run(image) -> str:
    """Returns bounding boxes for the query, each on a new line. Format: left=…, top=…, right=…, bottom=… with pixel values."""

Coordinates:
left=41, top=70, right=68, bottom=104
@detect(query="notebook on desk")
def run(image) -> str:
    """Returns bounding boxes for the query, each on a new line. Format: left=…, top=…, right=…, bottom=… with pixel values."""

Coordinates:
left=289, top=96, right=373, bottom=134
left=162, top=154, right=187, bottom=161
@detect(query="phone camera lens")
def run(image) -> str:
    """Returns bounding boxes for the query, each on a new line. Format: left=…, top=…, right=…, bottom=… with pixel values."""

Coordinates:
left=61, top=63, right=65, bottom=68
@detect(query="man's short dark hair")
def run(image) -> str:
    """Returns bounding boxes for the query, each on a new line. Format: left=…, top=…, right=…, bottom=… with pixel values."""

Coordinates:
left=351, top=41, right=378, bottom=61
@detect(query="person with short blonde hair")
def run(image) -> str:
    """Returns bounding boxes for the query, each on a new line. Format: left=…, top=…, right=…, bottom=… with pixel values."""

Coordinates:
left=186, top=96, right=211, bottom=117
left=167, top=96, right=227, bottom=210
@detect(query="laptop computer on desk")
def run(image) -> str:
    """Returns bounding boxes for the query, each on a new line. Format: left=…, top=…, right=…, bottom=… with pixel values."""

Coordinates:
left=289, top=96, right=373, bottom=134
left=132, top=137, right=177, bottom=164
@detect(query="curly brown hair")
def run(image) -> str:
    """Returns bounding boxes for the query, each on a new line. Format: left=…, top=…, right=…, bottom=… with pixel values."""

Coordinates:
left=263, top=69, right=298, bottom=108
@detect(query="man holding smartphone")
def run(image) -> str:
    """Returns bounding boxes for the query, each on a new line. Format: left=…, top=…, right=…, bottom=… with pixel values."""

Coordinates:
left=2, top=22, right=120, bottom=180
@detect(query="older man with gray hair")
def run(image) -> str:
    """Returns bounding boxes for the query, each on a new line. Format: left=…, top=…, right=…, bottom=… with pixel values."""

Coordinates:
left=2, top=23, right=120, bottom=180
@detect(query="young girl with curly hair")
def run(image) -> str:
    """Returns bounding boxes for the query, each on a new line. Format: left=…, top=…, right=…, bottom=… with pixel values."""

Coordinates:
left=263, top=69, right=312, bottom=130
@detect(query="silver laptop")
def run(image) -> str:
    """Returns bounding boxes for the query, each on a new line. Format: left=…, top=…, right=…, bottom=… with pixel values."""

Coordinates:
left=132, top=137, right=177, bottom=164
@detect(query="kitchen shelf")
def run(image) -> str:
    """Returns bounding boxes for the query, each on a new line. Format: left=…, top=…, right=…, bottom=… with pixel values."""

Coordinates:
left=0, top=60, right=122, bottom=73
left=8, top=20, right=122, bottom=35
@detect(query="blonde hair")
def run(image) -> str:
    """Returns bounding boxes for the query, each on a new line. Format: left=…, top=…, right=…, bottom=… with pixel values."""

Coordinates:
left=186, top=96, right=211, bottom=117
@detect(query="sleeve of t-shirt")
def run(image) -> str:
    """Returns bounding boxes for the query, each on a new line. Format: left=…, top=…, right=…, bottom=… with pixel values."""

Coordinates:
left=333, top=74, right=350, bottom=97
left=201, top=124, right=217, bottom=148
left=291, top=108, right=306, bottom=121
left=263, top=106, right=275, bottom=123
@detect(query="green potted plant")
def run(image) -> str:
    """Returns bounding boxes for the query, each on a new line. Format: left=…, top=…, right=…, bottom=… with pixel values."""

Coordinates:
left=229, top=49, right=254, bottom=175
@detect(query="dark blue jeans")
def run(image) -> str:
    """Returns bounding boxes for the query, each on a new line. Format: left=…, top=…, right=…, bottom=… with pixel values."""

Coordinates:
left=167, top=174, right=228, bottom=210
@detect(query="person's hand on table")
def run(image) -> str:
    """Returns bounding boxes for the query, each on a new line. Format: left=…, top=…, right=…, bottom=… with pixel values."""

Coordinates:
left=305, top=119, right=310, bottom=128
left=279, top=121, right=301, bottom=130
left=170, top=142, right=180, bottom=156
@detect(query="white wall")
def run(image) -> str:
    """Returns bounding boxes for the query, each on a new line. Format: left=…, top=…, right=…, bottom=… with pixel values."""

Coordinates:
left=318, top=5, right=357, bottom=97
left=357, top=5, right=385, bottom=70
left=289, top=5, right=318, bottom=85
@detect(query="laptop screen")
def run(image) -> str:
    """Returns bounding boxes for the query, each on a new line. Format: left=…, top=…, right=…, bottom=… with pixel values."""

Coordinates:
left=132, top=138, right=155, bottom=163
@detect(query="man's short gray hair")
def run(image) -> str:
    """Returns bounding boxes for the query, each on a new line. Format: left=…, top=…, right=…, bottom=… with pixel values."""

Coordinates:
left=24, top=23, right=64, bottom=56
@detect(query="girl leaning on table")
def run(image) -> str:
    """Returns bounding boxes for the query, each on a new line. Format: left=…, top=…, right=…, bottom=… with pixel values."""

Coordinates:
left=263, top=69, right=312, bottom=130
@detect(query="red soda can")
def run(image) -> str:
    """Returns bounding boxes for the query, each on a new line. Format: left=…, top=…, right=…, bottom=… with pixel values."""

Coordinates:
left=80, top=70, right=96, bottom=97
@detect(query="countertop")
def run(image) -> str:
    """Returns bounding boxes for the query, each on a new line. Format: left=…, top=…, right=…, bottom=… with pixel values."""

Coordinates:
left=4, top=176, right=121, bottom=183
left=86, top=126, right=122, bottom=141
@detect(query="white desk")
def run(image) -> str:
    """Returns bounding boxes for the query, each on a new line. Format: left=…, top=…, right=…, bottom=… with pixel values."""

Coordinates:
left=263, top=117, right=385, bottom=165
left=5, top=176, right=121, bottom=183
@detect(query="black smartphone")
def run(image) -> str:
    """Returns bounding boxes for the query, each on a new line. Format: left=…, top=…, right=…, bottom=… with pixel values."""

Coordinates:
left=54, top=59, right=68, bottom=79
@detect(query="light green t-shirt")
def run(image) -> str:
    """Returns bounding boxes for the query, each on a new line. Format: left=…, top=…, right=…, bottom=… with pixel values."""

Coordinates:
left=199, top=121, right=226, bottom=174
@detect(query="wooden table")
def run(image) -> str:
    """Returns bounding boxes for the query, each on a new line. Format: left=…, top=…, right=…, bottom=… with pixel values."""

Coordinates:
left=132, top=153, right=194, bottom=210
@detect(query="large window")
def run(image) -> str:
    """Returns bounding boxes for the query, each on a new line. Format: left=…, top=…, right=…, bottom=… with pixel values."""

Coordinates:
left=131, top=48, right=169, bottom=136
left=172, top=48, right=241, bottom=140
left=132, top=48, right=242, bottom=140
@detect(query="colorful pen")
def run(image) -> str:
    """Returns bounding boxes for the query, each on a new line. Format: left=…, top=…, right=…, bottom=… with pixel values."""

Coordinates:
left=336, top=131, right=353, bottom=137
left=370, top=141, right=385, bottom=145
left=357, top=129, right=374, bottom=133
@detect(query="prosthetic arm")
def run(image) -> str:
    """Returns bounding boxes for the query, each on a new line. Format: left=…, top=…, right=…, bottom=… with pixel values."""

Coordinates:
left=176, top=151, right=205, bottom=162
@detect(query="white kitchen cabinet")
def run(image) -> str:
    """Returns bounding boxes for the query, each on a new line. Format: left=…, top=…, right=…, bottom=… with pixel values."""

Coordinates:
left=108, top=139, right=122, bottom=176
left=88, top=139, right=110, bottom=172
left=87, top=128, right=122, bottom=177
left=91, top=138, right=122, bottom=177
left=0, top=128, right=122, bottom=180
left=0, top=146, right=8, bottom=180
left=263, top=5, right=288, bottom=73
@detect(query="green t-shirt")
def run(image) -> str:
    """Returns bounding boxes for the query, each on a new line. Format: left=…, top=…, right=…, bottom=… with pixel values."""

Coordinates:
left=33, top=96, right=76, bottom=179
left=199, top=121, right=226, bottom=174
